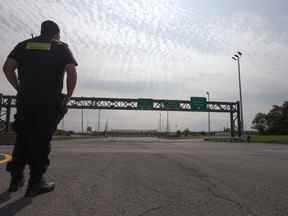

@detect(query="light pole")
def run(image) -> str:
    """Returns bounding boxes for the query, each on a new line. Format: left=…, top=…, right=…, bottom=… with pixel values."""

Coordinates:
left=232, top=52, right=244, bottom=137
left=81, top=108, right=84, bottom=134
left=166, top=111, right=169, bottom=133
left=98, top=109, right=101, bottom=131
left=159, top=112, right=162, bottom=132
left=206, top=91, right=211, bottom=135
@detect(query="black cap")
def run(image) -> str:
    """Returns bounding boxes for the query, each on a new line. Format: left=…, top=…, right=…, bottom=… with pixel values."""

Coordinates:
left=41, top=20, right=60, bottom=37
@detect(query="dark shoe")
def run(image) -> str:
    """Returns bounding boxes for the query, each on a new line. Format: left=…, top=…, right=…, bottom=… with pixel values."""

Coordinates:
left=25, top=177, right=55, bottom=197
left=8, top=175, right=25, bottom=192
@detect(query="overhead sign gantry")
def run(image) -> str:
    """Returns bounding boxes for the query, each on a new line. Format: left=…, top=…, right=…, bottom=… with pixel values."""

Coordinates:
left=0, top=94, right=242, bottom=137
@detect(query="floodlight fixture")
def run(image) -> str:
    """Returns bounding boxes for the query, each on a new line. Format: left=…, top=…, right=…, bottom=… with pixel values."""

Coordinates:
left=232, top=51, right=244, bottom=138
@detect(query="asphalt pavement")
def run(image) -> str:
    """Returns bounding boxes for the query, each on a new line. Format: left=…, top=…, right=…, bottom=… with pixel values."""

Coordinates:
left=1, top=137, right=288, bottom=216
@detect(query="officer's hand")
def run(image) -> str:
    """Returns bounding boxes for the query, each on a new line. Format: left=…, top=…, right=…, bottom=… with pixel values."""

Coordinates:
left=61, top=94, right=70, bottom=108
left=63, top=95, right=70, bottom=106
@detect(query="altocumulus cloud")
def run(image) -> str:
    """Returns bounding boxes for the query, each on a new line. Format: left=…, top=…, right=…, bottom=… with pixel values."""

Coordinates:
left=0, top=0, right=287, bottom=130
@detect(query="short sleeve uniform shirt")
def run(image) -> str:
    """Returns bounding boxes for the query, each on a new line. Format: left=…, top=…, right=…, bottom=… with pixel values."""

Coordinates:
left=8, top=36, right=77, bottom=104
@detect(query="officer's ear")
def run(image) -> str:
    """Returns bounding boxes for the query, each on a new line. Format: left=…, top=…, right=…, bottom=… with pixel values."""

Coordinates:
left=53, top=32, right=60, bottom=41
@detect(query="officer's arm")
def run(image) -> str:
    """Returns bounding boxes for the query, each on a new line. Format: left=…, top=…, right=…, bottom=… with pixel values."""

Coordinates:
left=66, top=63, right=77, bottom=99
left=2, top=58, right=19, bottom=92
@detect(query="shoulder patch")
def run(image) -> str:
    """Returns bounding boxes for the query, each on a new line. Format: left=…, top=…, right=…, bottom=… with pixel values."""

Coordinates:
left=26, top=42, right=51, bottom=51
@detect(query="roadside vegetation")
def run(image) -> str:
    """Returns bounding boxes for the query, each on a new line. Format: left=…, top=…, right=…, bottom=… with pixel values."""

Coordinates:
left=251, top=101, right=288, bottom=144
left=249, top=135, right=288, bottom=144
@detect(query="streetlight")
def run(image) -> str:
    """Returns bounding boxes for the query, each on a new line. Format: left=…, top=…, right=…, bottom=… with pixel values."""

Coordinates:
left=206, top=91, right=211, bottom=135
left=232, top=51, right=244, bottom=137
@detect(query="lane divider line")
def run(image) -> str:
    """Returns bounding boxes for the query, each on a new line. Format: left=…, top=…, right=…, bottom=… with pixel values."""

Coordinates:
left=0, top=154, right=12, bottom=164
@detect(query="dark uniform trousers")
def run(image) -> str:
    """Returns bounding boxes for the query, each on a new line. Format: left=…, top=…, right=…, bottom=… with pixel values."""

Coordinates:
left=6, top=97, right=65, bottom=181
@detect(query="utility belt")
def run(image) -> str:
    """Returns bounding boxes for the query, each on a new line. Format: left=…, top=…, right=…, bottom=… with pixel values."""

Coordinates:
left=12, top=94, right=68, bottom=133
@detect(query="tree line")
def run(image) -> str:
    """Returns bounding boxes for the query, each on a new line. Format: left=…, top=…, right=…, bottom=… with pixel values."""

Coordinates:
left=252, top=102, right=288, bottom=134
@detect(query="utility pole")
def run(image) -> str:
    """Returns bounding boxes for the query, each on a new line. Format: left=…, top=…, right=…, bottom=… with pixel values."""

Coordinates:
left=98, top=109, right=101, bottom=131
left=105, top=119, right=109, bottom=131
left=162, top=113, right=165, bottom=133
left=206, top=91, right=211, bottom=135
left=87, top=120, right=89, bottom=132
left=81, top=108, right=84, bottom=134
left=159, top=112, right=162, bottom=132
left=166, top=111, right=170, bottom=133
left=61, top=117, right=65, bottom=130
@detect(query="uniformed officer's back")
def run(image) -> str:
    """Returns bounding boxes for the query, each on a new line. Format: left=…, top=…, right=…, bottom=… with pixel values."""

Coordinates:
left=3, top=20, right=78, bottom=197
left=10, top=36, right=75, bottom=105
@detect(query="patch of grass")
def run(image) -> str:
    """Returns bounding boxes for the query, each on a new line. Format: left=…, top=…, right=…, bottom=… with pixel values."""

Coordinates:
left=205, top=137, right=245, bottom=143
left=250, top=135, right=288, bottom=144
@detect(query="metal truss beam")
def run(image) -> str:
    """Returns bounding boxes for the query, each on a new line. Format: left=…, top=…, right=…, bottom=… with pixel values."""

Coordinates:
left=0, top=95, right=238, bottom=113
left=0, top=94, right=241, bottom=136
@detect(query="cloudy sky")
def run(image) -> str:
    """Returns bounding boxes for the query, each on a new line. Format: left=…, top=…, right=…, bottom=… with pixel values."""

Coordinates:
left=0, top=0, right=287, bottom=132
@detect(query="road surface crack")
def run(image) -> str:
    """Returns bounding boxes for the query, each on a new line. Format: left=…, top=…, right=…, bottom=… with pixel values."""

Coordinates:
left=97, top=157, right=115, bottom=179
left=158, top=154, right=258, bottom=216
left=136, top=206, right=162, bottom=216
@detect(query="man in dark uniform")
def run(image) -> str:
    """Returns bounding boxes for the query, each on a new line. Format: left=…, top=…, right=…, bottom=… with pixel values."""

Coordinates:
left=2, top=20, right=77, bottom=197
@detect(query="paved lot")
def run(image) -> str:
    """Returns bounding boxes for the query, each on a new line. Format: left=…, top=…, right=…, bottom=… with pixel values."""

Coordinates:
left=1, top=137, right=288, bottom=216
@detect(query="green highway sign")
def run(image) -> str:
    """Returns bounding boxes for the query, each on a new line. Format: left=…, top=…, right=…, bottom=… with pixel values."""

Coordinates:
left=190, top=97, right=207, bottom=111
left=137, top=98, right=153, bottom=110
left=164, top=100, right=180, bottom=110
